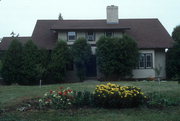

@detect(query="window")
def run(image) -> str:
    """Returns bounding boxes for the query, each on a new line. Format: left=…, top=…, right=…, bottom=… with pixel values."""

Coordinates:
left=86, top=32, right=95, bottom=41
left=68, top=32, right=76, bottom=41
left=105, top=32, right=113, bottom=37
left=138, top=53, right=153, bottom=69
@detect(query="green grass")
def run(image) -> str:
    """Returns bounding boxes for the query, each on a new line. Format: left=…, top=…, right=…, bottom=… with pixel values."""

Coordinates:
left=0, top=81, right=180, bottom=121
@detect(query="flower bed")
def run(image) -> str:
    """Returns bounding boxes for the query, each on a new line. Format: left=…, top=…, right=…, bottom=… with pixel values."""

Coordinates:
left=39, top=83, right=147, bottom=109
left=93, top=83, right=147, bottom=108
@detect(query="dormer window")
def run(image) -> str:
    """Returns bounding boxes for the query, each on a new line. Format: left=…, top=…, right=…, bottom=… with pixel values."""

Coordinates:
left=86, top=32, right=95, bottom=41
left=105, top=32, right=114, bottom=37
left=68, top=32, right=76, bottom=41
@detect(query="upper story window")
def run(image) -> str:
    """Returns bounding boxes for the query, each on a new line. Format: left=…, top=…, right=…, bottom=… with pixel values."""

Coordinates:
left=138, top=53, right=153, bottom=69
left=86, top=32, right=95, bottom=41
left=105, top=32, right=114, bottom=37
left=68, top=32, right=76, bottom=41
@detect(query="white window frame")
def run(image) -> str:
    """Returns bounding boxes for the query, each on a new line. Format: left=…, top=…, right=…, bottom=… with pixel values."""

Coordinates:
left=68, top=32, right=76, bottom=41
left=86, top=32, right=95, bottom=41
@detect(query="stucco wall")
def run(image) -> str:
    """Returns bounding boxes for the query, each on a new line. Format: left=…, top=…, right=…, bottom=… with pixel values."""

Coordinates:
left=132, top=50, right=155, bottom=79
left=114, top=32, right=123, bottom=38
left=58, top=31, right=122, bottom=43
left=58, top=32, right=67, bottom=41
left=155, top=49, right=166, bottom=79
left=95, top=32, right=104, bottom=41
left=132, top=49, right=166, bottom=79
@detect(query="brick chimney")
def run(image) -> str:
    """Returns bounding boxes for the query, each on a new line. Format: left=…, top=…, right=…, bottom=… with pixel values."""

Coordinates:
left=106, top=5, right=119, bottom=24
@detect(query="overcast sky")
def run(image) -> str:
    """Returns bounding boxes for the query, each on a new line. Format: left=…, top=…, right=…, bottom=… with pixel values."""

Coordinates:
left=0, top=0, right=179, bottom=38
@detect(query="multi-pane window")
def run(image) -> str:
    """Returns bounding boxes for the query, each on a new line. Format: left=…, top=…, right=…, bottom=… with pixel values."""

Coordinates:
left=105, top=32, right=114, bottom=37
left=86, top=32, right=95, bottom=41
left=68, top=32, right=76, bottom=41
left=138, top=53, right=153, bottom=69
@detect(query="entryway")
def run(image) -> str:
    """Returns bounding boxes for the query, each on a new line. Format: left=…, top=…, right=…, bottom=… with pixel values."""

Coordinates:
left=86, top=55, right=97, bottom=77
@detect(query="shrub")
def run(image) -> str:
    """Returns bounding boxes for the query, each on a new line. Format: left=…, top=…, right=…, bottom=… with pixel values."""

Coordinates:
left=1, top=39, right=23, bottom=85
left=39, top=87, right=75, bottom=109
left=20, top=40, right=39, bottom=85
left=96, top=35, right=139, bottom=80
left=72, top=38, right=92, bottom=81
left=48, top=40, right=71, bottom=83
left=93, top=83, right=147, bottom=108
left=147, top=92, right=180, bottom=108
left=73, top=91, right=94, bottom=107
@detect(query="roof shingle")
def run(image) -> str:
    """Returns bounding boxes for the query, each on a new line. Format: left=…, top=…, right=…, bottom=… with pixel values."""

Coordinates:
left=0, top=19, right=174, bottom=50
left=0, top=37, right=31, bottom=50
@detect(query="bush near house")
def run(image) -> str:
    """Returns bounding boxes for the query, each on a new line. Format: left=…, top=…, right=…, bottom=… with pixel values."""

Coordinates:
left=72, top=38, right=92, bottom=81
left=20, top=40, right=40, bottom=85
left=48, top=40, right=71, bottom=83
left=167, top=25, right=180, bottom=80
left=1, top=40, right=50, bottom=85
left=96, top=35, right=139, bottom=80
left=1, top=39, right=23, bottom=85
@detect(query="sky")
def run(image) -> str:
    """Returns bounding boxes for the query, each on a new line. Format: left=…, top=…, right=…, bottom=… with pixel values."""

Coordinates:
left=0, top=0, right=179, bottom=38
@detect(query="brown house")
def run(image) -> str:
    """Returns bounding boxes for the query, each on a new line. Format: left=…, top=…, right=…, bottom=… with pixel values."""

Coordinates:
left=0, top=5, right=174, bottom=80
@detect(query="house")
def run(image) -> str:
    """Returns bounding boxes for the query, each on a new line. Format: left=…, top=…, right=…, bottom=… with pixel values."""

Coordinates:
left=0, top=5, right=174, bottom=80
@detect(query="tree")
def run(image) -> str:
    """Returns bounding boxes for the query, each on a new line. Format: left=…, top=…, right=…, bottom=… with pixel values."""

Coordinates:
left=166, top=43, right=180, bottom=79
left=48, top=40, right=71, bottom=83
left=36, top=49, right=50, bottom=84
left=172, top=25, right=180, bottom=43
left=166, top=25, right=180, bottom=80
left=1, top=39, right=23, bottom=85
left=58, top=13, right=63, bottom=20
left=20, top=40, right=39, bottom=85
left=96, top=35, right=139, bottom=80
left=72, top=38, right=92, bottom=81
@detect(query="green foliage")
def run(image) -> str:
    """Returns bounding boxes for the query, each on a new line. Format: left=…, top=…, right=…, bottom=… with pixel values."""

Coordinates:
left=1, top=39, right=23, bottom=85
left=167, top=25, right=180, bottom=79
left=48, top=40, right=71, bottom=83
left=58, top=13, right=63, bottom=20
left=73, top=91, right=94, bottom=107
left=172, top=25, right=180, bottom=43
left=147, top=92, right=180, bottom=108
left=96, top=35, right=139, bottom=80
left=166, top=42, right=180, bottom=79
left=36, top=49, right=50, bottom=81
left=72, top=38, right=92, bottom=81
left=20, top=40, right=39, bottom=85
left=0, top=60, right=2, bottom=77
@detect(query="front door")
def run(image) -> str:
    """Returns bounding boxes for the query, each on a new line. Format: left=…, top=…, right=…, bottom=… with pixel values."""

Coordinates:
left=86, top=55, right=97, bottom=77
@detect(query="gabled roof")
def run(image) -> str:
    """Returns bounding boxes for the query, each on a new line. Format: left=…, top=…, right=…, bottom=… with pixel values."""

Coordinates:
left=31, top=19, right=174, bottom=49
left=0, top=19, right=174, bottom=50
left=0, top=37, right=31, bottom=50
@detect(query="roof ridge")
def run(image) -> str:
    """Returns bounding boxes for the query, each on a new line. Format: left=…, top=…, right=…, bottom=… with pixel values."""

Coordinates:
left=37, top=18, right=159, bottom=21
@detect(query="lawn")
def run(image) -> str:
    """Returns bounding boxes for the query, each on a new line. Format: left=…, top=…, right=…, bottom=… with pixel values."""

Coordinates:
left=0, top=80, right=180, bottom=121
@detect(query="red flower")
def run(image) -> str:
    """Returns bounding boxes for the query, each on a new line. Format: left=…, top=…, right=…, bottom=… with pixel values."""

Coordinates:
left=63, top=91, right=67, bottom=95
left=50, top=90, right=53, bottom=94
left=58, top=91, right=63, bottom=95
left=68, top=89, right=72, bottom=92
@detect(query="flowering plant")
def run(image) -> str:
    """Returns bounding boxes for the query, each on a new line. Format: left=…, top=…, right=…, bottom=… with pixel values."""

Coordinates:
left=39, top=87, right=75, bottom=109
left=93, top=83, right=147, bottom=108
